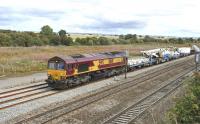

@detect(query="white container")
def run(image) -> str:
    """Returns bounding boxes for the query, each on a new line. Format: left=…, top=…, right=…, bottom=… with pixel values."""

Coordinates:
left=177, top=47, right=191, bottom=56
left=170, top=51, right=180, bottom=59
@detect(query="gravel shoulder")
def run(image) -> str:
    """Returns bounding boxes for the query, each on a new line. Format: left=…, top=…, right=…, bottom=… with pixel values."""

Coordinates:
left=0, top=56, right=194, bottom=123
left=0, top=72, right=46, bottom=90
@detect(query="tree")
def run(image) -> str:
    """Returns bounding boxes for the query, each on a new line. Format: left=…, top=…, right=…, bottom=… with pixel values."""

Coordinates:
left=177, top=38, right=184, bottom=44
left=10, top=32, right=34, bottom=47
left=189, top=37, right=194, bottom=43
left=75, top=37, right=81, bottom=45
left=66, top=37, right=73, bottom=45
left=119, top=38, right=130, bottom=44
left=169, top=38, right=177, bottom=44
left=143, top=35, right=155, bottom=42
left=49, top=34, right=60, bottom=45
left=129, top=34, right=137, bottom=44
left=39, top=35, right=49, bottom=45
left=58, top=29, right=68, bottom=45
left=197, top=38, right=200, bottom=42
left=32, top=36, right=43, bottom=46
left=40, top=25, right=53, bottom=35
left=61, top=36, right=73, bottom=46
left=90, top=37, right=98, bottom=45
left=119, top=34, right=124, bottom=39
left=22, top=33, right=34, bottom=47
left=0, top=33, right=11, bottom=46
left=111, top=39, right=119, bottom=44
left=98, top=37, right=113, bottom=45
left=125, top=34, right=131, bottom=40
left=80, top=38, right=88, bottom=45
left=58, top=29, right=67, bottom=37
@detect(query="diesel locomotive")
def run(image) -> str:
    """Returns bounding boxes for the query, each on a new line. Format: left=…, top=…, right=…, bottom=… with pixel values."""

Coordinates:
left=46, top=51, right=126, bottom=89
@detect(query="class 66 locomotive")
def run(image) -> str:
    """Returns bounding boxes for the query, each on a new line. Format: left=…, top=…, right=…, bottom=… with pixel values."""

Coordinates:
left=46, top=51, right=127, bottom=89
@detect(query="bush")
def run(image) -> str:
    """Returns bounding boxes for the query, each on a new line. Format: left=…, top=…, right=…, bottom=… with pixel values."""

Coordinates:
left=97, top=37, right=112, bottom=45
left=168, top=73, right=200, bottom=124
left=119, top=39, right=130, bottom=44
left=0, top=33, right=12, bottom=46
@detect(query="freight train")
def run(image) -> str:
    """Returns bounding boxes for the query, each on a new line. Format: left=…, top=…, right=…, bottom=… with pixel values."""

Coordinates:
left=46, top=47, right=191, bottom=89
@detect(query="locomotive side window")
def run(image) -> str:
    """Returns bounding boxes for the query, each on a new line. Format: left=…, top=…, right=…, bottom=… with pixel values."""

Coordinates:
left=78, top=63, right=89, bottom=72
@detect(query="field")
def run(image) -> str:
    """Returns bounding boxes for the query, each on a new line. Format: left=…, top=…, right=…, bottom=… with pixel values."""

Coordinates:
left=0, top=43, right=192, bottom=77
left=69, top=33, right=118, bottom=39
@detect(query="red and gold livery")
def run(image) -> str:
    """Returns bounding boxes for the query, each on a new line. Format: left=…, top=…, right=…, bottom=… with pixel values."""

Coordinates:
left=46, top=51, right=126, bottom=89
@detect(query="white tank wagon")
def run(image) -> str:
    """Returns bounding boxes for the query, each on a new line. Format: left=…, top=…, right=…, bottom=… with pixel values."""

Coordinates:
left=177, top=47, right=191, bottom=56
left=169, top=51, right=180, bottom=59
left=160, top=50, right=171, bottom=62
left=127, top=57, right=150, bottom=70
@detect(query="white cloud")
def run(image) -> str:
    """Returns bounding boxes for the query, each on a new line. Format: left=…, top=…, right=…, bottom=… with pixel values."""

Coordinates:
left=0, top=0, right=200, bottom=37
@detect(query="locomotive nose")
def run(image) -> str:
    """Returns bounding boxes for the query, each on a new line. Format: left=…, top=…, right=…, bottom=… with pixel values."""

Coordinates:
left=47, top=70, right=66, bottom=80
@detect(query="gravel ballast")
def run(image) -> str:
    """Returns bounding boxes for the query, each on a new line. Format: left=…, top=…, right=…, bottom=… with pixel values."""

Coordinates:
left=0, top=56, right=193, bottom=123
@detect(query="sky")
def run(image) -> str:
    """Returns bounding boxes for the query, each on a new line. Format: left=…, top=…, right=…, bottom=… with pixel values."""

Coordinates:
left=0, top=0, right=200, bottom=37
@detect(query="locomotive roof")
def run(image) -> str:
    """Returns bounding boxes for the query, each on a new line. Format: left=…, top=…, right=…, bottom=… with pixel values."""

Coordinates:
left=48, top=51, right=126, bottom=64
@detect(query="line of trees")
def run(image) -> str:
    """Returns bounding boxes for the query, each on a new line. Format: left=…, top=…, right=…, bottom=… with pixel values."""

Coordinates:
left=0, top=25, right=74, bottom=47
left=0, top=25, right=200, bottom=47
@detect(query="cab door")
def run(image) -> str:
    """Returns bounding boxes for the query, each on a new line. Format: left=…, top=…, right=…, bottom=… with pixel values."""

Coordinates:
left=66, top=64, right=74, bottom=76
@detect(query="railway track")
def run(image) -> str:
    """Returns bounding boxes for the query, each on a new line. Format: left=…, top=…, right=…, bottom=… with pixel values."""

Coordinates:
left=0, top=82, right=48, bottom=95
left=13, top=57, right=195, bottom=124
left=0, top=82, right=58, bottom=110
left=103, top=68, right=194, bottom=124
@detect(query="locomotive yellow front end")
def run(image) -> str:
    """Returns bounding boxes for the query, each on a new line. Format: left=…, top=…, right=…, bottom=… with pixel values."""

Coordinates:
left=47, top=70, right=66, bottom=80
left=46, top=57, right=67, bottom=89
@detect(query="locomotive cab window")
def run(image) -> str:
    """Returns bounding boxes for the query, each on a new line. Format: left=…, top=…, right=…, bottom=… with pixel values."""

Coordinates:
left=48, top=62, right=55, bottom=69
left=57, top=62, right=65, bottom=70
left=48, top=61, right=65, bottom=70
